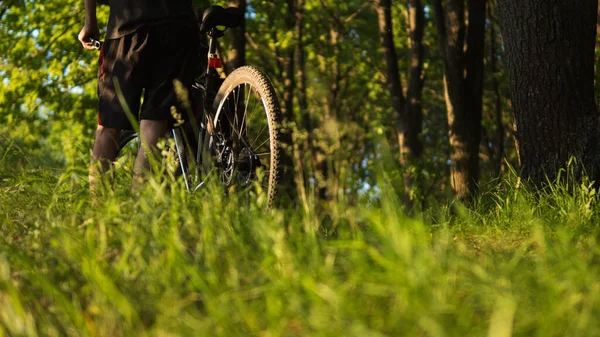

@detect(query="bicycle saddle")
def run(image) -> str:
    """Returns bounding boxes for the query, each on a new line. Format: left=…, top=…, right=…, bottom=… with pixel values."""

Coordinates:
left=200, top=5, right=244, bottom=32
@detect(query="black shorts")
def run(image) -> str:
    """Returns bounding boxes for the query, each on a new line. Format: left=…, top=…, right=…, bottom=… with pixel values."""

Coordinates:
left=97, top=22, right=200, bottom=129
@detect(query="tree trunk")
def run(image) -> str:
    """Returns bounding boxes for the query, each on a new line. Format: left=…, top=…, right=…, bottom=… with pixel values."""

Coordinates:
left=293, top=0, right=312, bottom=202
left=464, top=0, right=486, bottom=187
left=596, top=2, right=600, bottom=103
left=434, top=0, right=486, bottom=199
left=226, top=0, right=246, bottom=72
left=497, top=0, right=600, bottom=184
left=376, top=0, right=406, bottom=126
left=282, top=0, right=296, bottom=119
left=488, top=2, right=504, bottom=177
left=296, top=0, right=309, bottom=131
left=404, top=0, right=425, bottom=160
left=278, top=0, right=299, bottom=200
left=375, top=0, right=425, bottom=204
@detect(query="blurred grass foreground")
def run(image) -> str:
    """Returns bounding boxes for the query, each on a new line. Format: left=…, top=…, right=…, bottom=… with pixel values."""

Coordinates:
left=1, top=156, right=600, bottom=337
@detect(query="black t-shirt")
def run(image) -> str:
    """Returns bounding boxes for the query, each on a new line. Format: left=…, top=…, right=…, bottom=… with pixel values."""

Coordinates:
left=105, top=0, right=197, bottom=39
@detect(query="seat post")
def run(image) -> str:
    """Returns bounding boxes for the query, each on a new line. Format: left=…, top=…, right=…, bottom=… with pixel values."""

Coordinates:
left=205, top=29, right=219, bottom=75
left=204, top=29, right=223, bottom=108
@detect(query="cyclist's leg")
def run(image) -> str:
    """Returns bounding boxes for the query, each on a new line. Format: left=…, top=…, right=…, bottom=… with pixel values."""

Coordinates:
left=133, top=119, right=168, bottom=187
left=94, top=30, right=146, bottom=192
left=89, top=125, right=121, bottom=193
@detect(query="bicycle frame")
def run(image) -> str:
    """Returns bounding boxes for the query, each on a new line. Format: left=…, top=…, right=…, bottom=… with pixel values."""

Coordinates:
left=171, top=27, right=225, bottom=192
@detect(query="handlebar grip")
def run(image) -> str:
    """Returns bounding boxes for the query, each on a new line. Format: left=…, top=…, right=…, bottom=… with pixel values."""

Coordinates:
left=89, top=38, right=102, bottom=50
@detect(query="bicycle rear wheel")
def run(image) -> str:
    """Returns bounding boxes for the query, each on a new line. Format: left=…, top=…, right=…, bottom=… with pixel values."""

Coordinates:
left=210, top=66, right=282, bottom=207
left=115, top=130, right=139, bottom=173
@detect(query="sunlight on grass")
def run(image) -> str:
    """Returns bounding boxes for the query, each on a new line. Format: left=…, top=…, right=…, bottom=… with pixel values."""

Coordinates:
left=1, top=160, right=600, bottom=336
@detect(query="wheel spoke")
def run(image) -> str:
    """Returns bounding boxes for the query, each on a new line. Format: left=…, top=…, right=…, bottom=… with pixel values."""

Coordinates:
left=234, top=87, right=240, bottom=132
left=239, top=84, right=251, bottom=139
left=254, top=137, right=270, bottom=151
left=251, top=122, right=269, bottom=148
left=244, top=98, right=262, bottom=145
left=220, top=96, right=244, bottom=140
left=212, top=67, right=281, bottom=207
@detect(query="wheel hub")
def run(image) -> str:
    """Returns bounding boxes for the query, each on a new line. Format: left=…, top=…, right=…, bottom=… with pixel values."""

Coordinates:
left=214, top=134, right=262, bottom=187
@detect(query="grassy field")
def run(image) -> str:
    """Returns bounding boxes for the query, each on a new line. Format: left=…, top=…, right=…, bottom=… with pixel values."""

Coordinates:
left=1, top=161, right=600, bottom=337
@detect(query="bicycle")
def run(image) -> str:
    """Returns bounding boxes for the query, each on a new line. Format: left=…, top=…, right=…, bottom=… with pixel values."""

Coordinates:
left=92, top=5, right=282, bottom=207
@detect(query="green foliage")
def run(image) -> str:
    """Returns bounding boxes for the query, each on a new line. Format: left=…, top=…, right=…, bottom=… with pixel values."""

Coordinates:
left=0, top=0, right=109, bottom=168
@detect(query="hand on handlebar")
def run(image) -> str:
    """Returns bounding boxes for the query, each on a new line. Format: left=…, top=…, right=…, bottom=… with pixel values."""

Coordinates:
left=78, top=24, right=101, bottom=50
left=88, top=38, right=102, bottom=50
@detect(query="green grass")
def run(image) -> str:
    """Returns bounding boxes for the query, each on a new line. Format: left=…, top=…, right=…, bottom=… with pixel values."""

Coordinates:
left=1, top=162, right=600, bottom=337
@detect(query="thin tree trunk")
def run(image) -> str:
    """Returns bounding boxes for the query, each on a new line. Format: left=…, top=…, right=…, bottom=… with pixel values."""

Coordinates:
left=329, top=27, right=342, bottom=119
left=226, top=0, right=246, bottom=72
left=375, top=0, right=426, bottom=205
left=489, top=3, right=504, bottom=177
left=375, top=0, right=408, bottom=200
left=282, top=0, right=296, bottom=118
left=292, top=0, right=310, bottom=204
left=317, top=26, right=342, bottom=201
left=596, top=1, right=600, bottom=106
left=277, top=0, right=298, bottom=200
left=434, top=0, right=486, bottom=199
left=296, top=0, right=309, bottom=131
left=404, top=0, right=425, bottom=169
left=464, top=0, right=486, bottom=186
left=376, top=0, right=406, bottom=140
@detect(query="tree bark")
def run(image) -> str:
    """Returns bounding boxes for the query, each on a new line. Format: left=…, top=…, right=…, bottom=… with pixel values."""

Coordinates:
left=497, top=0, right=600, bottom=184
left=464, top=0, right=486, bottom=185
left=595, top=1, right=600, bottom=104
left=296, top=0, right=309, bottom=131
left=375, top=0, right=425, bottom=204
left=405, top=0, right=425, bottom=160
left=293, top=0, right=310, bottom=202
left=488, top=3, right=504, bottom=177
left=376, top=0, right=406, bottom=125
left=282, top=0, right=296, bottom=118
left=278, top=0, right=299, bottom=200
left=226, top=0, right=246, bottom=72
left=434, top=0, right=486, bottom=199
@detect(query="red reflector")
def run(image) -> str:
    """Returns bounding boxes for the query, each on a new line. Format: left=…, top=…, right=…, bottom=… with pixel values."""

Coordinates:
left=209, top=57, right=222, bottom=68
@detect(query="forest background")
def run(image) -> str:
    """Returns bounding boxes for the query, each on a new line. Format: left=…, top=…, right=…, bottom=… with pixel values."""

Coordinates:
left=0, top=0, right=520, bottom=206
left=3, top=0, right=600, bottom=203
